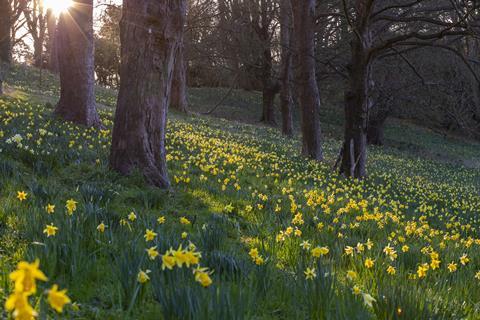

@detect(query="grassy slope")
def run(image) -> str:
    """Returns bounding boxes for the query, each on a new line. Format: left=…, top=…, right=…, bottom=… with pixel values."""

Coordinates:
left=0, top=65, right=479, bottom=319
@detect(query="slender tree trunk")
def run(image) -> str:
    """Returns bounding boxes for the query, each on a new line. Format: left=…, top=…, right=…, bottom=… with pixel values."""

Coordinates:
left=340, top=2, right=373, bottom=178
left=54, top=0, right=100, bottom=127
left=0, top=0, right=11, bottom=95
left=171, top=2, right=188, bottom=113
left=46, top=9, right=59, bottom=73
left=292, top=0, right=323, bottom=160
left=33, top=38, right=43, bottom=67
left=260, top=43, right=277, bottom=126
left=110, top=0, right=185, bottom=189
left=280, top=0, right=293, bottom=136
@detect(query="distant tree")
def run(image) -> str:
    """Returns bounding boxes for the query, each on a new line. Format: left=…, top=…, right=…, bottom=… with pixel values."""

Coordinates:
left=94, top=3, right=120, bottom=87
left=279, top=0, right=293, bottom=136
left=54, top=0, right=101, bottom=127
left=171, top=0, right=188, bottom=113
left=46, top=8, right=58, bottom=72
left=110, top=0, right=186, bottom=188
left=0, top=0, right=11, bottom=95
left=339, top=0, right=478, bottom=179
left=254, top=0, right=279, bottom=126
left=292, top=0, right=323, bottom=160
left=215, top=0, right=280, bottom=125
left=23, top=0, right=48, bottom=67
left=9, top=0, right=28, bottom=55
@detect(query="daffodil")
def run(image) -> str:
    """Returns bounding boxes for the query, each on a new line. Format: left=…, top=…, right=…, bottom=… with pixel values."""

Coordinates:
left=447, top=262, right=457, bottom=273
left=304, top=267, right=317, bottom=280
left=137, top=270, right=151, bottom=283
left=43, top=224, right=58, bottom=237
left=65, top=199, right=77, bottom=215
left=97, top=222, right=106, bottom=233
left=193, top=267, right=213, bottom=287
left=311, top=246, right=329, bottom=258
left=352, top=285, right=361, bottom=295
left=162, top=252, right=176, bottom=270
left=128, top=212, right=137, bottom=221
left=386, top=265, right=396, bottom=275
left=180, top=217, right=191, bottom=225
left=475, top=271, right=480, bottom=280
left=48, top=284, right=71, bottom=313
left=5, top=290, right=37, bottom=319
left=345, top=246, right=355, bottom=256
left=460, top=254, right=470, bottom=266
left=362, top=292, right=376, bottom=308
left=9, top=259, right=48, bottom=294
left=300, top=240, right=311, bottom=250
left=346, top=270, right=357, bottom=281
left=46, top=204, right=55, bottom=214
left=146, top=246, right=159, bottom=260
left=364, top=258, right=374, bottom=269
left=17, top=191, right=27, bottom=201
left=144, top=229, right=157, bottom=241
left=417, top=263, right=429, bottom=278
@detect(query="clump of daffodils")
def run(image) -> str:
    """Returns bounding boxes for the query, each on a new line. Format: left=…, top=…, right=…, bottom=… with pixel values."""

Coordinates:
left=140, top=243, right=213, bottom=287
left=5, top=259, right=71, bottom=319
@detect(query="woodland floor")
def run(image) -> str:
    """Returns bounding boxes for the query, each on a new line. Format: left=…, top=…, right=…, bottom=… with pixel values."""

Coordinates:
left=0, top=65, right=480, bottom=319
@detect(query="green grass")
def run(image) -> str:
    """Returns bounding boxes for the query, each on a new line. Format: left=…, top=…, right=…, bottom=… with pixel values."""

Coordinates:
left=0, top=65, right=480, bottom=319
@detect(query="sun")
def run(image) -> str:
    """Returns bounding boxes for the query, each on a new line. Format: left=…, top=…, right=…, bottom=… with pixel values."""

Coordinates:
left=43, top=0, right=74, bottom=15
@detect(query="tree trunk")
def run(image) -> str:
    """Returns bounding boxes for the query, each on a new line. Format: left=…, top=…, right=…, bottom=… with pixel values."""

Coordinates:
left=46, top=9, right=59, bottom=73
left=54, top=0, right=101, bottom=127
left=170, top=2, right=188, bottom=114
left=292, top=0, right=323, bottom=160
left=367, top=111, right=388, bottom=146
left=109, top=0, right=185, bottom=189
left=280, top=0, right=293, bottom=136
left=33, top=38, right=43, bottom=67
left=257, top=3, right=277, bottom=127
left=0, top=0, right=11, bottom=95
left=260, top=42, right=277, bottom=126
left=262, top=82, right=278, bottom=126
left=339, top=2, right=373, bottom=178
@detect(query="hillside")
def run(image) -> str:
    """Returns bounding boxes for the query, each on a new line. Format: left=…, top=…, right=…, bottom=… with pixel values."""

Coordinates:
left=1, top=66, right=480, bottom=319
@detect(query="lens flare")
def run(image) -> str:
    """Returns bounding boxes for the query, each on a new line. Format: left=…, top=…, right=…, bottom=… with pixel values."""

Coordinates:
left=43, top=0, right=73, bottom=16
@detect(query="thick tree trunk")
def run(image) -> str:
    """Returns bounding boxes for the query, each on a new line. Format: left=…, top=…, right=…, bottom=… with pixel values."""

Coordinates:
left=109, top=0, right=185, bottom=189
left=46, top=9, right=59, bottom=73
left=292, top=0, right=323, bottom=160
left=0, top=0, right=11, bottom=95
left=54, top=0, right=101, bottom=127
left=170, top=3, right=188, bottom=114
left=280, top=0, right=293, bottom=136
left=339, top=3, right=373, bottom=179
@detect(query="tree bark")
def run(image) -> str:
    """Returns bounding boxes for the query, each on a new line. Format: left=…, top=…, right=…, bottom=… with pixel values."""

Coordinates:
left=367, top=110, right=388, bottom=146
left=46, top=9, right=59, bottom=73
left=0, top=0, right=11, bottom=95
left=280, top=0, right=293, bottom=136
left=171, top=2, right=188, bottom=113
left=260, top=36, right=277, bottom=126
left=257, top=0, right=277, bottom=126
left=339, top=1, right=373, bottom=179
left=109, top=0, right=185, bottom=189
left=54, top=0, right=101, bottom=127
left=292, top=0, right=323, bottom=160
